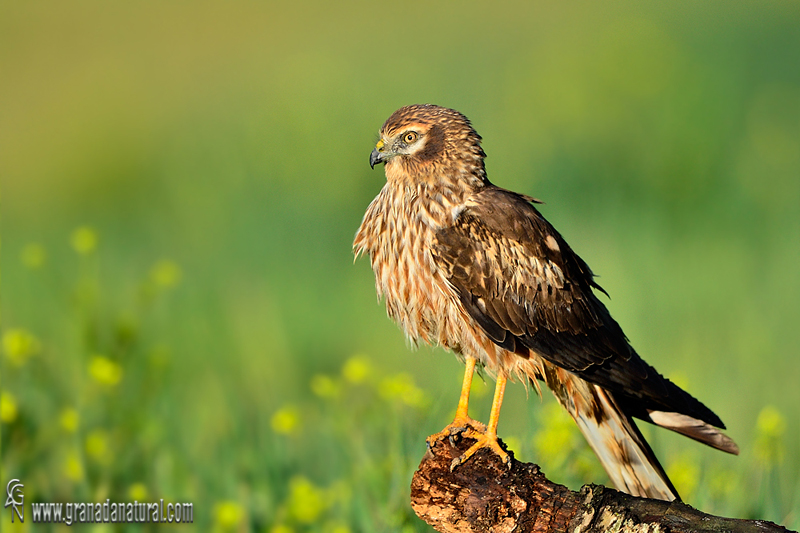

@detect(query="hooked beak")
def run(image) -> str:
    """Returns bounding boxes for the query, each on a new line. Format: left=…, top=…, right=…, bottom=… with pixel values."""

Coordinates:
left=369, top=139, right=386, bottom=169
left=369, top=148, right=383, bottom=169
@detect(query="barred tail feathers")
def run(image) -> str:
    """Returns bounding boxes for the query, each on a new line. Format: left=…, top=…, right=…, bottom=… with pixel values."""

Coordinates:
left=565, top=386, right=680, bottom=501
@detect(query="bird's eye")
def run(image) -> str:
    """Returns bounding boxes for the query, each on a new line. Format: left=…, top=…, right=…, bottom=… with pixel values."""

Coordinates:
left=403, top=131, right=418, bottom=144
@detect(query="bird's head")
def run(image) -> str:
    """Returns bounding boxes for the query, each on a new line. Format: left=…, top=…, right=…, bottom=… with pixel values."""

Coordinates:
left=370, top=104, right=487, bottom=185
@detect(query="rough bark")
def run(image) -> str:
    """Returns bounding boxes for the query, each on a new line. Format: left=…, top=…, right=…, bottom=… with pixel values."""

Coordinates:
left=411, top=435, right=793, bottom=533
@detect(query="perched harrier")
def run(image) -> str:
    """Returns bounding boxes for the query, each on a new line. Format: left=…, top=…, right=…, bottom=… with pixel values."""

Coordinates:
left=354, top=104, right=738, bottom=501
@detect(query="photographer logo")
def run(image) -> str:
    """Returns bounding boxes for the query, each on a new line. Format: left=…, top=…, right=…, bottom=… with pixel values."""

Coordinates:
left=5, top=479, right=24, bottom=523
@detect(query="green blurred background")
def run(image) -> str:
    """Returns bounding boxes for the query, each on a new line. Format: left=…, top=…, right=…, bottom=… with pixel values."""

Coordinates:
left=2, top=1, right=799, bottom=530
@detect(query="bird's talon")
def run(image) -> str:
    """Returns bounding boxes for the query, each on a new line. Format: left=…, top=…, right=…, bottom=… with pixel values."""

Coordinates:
left=449, top=432, right=510, bottom=469
left=426, top=416, right=486, bottom=450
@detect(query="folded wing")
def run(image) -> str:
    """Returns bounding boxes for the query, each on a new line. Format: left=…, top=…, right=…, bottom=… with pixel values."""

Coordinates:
left=433, top=186, right=736, bottom=445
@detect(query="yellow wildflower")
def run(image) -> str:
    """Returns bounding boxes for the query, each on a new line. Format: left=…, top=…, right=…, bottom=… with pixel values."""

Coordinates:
left=271, top=406, right=300, bottom=435
left=89, top=356, right=123, bottom=387
left=150, top=260, right=182, bottom=288
left=71, top=226, right=98, bottom=254
left=60, top=408, right=80, bottom=433
left=755, top=405, right=786, bottom=466
left=64, top=451, right=84, bottom=482
left=214, top=501, right=245, bottom=530
left=756, top=405, right=786, bottom=438
left=21, top=243, right=46, bottom=268
left=128, top=483, right=148, bottom=502
left=310, top=374, right=340, bottom=398
left=3, top=328, right=41, bottom=366
left=1, top=392, right=18, bottom=423
left=342, top=355, right=371, bottom=384
left=379, top=373, right=428, bottom=408
left=86, top=429, right=110, bottom=464
left=287, top=476, right=326, bottom=524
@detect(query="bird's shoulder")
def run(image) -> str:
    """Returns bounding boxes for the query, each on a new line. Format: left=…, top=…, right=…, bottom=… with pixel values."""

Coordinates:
left=434, top=185, right=604, bottom=302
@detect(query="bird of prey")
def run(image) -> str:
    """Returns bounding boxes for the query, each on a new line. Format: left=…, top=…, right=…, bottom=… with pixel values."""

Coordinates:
left=353, top=104, right=738, bottom=501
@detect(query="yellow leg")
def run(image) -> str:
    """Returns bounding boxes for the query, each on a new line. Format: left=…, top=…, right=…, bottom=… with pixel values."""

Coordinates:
left=450, top=371, right=510, bottom=470
left=486, top=371, right=507, bottom=437
left=454, top=355, right=480, bottom=421
left=426, top=356, right=487, bottom=448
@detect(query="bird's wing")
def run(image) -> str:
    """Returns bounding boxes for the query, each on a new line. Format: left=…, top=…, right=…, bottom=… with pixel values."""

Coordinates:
left=433, top=186, right=725, bottom=429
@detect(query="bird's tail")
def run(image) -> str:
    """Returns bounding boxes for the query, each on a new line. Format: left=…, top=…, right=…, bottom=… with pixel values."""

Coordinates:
left=564, top=385, right=680, bottom=501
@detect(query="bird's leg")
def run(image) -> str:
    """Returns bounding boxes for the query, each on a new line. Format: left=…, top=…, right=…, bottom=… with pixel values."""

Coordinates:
left=426, top=356, right=487, bottom=449
left=450, top=370, right=510, bottom=470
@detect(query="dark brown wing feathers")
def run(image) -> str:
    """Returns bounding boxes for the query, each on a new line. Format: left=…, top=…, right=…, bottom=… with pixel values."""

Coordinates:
left=434, top=186, right=725, bottom=429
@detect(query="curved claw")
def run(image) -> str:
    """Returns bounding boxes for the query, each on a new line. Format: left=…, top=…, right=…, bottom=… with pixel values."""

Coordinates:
left=449, top=429, right=510, bottom=471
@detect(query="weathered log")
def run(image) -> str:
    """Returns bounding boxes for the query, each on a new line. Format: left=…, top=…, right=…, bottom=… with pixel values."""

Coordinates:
left=411, top=435, right=793, bottom=533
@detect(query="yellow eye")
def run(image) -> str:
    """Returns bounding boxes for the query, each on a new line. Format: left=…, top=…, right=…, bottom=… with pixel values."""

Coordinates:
left=403, top=131, right=418, bottom=144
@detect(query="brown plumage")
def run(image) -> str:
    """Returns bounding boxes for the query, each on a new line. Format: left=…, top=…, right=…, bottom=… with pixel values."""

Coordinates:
left=354, top=104, right=738, bottom=501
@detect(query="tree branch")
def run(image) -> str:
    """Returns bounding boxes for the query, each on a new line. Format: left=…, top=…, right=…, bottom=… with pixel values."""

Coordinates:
left=410, top=435, right=793, bottom=533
